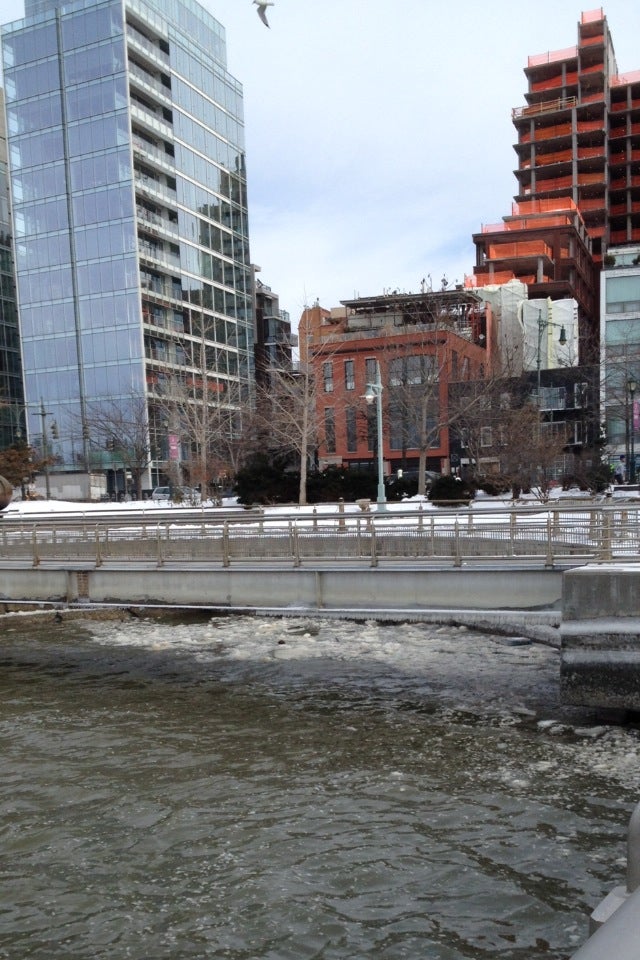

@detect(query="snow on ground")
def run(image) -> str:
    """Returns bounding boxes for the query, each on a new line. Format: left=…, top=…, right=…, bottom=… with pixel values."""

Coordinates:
left=1, top=485, right=631, bottom=519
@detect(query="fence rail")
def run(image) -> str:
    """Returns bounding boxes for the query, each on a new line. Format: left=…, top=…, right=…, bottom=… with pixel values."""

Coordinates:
left=1, top=503, right=639, bottom=569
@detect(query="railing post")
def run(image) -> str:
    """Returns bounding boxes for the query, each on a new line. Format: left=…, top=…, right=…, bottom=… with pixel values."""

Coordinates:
left=453, top=519, right=462, bottom=567
left=156, top=525, right=164, bottom=566
left=222, top=520, right=230, bottom=567
left=312, top=506, right=318, bottom=532
left=293, top=525, right=301, bottom=567
left=600, top=510, right=613, bottom=561
left=545, top=513, right=554, bottom=567
left=509, top=511, right=516, bottom=557
left=31, top=525, right=39, bottom=567
left=95, top=525, right=102, bottom=567
left=338, top=498, right=346, bottom=532
left=418, top=503, right=423, bottom=533
left=370, top=524, right=378, bottom=567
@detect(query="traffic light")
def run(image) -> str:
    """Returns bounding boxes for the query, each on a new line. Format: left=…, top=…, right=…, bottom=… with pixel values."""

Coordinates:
left=50, top=421, right=59, bottom=439
left=106, top=437, right=115, bottom=451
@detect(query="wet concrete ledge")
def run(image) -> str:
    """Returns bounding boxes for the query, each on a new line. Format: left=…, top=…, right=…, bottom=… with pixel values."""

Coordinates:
left=561, top=565, right=640, bottom=710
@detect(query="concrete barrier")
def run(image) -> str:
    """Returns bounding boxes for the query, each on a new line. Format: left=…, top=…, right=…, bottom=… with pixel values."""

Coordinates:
left=560, top=565, right=640, bottom=710
left=0, top=563, right=564, bottom=614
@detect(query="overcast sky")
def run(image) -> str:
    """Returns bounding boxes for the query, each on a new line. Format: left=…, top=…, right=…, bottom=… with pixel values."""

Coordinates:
left=1, top=1, right=640, bottom=323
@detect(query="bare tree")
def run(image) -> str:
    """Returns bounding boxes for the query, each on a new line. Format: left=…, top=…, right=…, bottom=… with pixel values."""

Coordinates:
left=83, top=395, right=152, bottom=499
left=150, top=312, right=255, bottom=498
left=452, top=380, right=570, bottom=499
left=254, top=360, right=322, bottom=506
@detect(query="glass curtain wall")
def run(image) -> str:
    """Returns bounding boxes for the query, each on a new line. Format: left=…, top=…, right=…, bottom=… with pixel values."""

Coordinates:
left=1, top=0, right=253, bottom=485
left=600, top=255, right=640, bottom=465
left=0, top=89, right=23, bottom=450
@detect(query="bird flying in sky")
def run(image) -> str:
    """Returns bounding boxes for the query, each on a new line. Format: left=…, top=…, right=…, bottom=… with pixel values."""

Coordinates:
left=253, top=1, right=274, bottom=28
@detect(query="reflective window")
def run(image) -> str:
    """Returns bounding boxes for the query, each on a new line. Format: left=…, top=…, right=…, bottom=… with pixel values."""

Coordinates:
left=14, top=196, right=69, bottom=236
left=2, top=22, right=57, bottom=67
left=10, top=128, right=64, bottom=168
left=70, top=148, right=131, bottom=191
left=324, top=408, right=336, bottom=454
left=72, top=185, right=134, bottom=226
left=606, top=275, right=640, bottom=314
left=4, top=59, right=60, bottom=101
left=76, top=255, right=138, bottom=296
left=346, top=407, right=357, bottom=452
left=11, top=163, right=66, bottom=203
left=6, top=92, right=62, bottom=135
left=66, top=75, right=128, bottom=121
left=68, top=112, right=130, bottom=157
left=64, top=37, right=125, bottom=86
left=61, top=2, right=122, bottom=50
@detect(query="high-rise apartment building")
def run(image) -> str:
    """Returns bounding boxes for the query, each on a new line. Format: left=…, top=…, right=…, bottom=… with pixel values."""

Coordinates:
left=0, top=88, right=23, bottom=450
left=253, top=273, right=293, bottom=389
left=1, top=0, right=253, bottom=489
left=471, top=7, right=640, bottom=353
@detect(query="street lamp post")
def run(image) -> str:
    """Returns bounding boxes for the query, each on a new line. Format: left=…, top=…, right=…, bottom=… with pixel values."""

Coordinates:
left=629, top=378, right=637, bottom=483
left=536, top=308, right=567, bottom=410
left=39, top=398, right=51, bottom=500
left=365, top=360, right=387, bottom=512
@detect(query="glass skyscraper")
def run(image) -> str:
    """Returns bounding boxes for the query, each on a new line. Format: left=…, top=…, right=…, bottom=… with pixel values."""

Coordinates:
left=0, top=88, right=23, bottom=450
left=1, top=0, right=253, bottom=489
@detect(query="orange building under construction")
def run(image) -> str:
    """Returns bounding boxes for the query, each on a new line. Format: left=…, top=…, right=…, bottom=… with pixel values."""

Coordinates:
left=470, top=7, right=640, bottom=352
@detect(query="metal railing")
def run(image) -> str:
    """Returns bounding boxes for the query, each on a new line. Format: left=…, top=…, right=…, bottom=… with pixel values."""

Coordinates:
left=570, top=800, right=640, bottom=958
left=1, top=503, right=639, bottom=569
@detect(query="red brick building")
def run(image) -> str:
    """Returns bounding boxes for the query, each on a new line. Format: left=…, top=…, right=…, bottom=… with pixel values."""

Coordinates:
left=300, top=290, right=491, bottom=477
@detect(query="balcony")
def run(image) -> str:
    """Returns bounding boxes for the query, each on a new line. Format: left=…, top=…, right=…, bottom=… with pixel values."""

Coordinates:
left=512, top=97, right=576, bottom=120
left=126, top=25, right=169, bottom=66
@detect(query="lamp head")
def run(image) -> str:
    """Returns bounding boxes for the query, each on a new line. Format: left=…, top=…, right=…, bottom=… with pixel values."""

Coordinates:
left=559, top=326, right=567, bottom=346
left=364, top=386, right=375, bottom=405
left=629, top=378, right=637, bottom=394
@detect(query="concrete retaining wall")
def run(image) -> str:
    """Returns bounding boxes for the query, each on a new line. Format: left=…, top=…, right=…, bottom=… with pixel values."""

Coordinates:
left=0, top=564, right=563, bottom=613
left=561, top=566, right=640, bottom=709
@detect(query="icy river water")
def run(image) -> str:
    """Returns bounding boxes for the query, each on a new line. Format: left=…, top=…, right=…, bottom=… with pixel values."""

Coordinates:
left=1, top=611, right=639, bottom=960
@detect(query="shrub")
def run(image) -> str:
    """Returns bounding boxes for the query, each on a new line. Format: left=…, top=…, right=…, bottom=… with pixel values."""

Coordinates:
left=233, top=453, right=299, bottom=505
left=384, top=474, right=419, bottom=501
left=476, top=474, right=512, bottom=497
left=427, top=474, right=474, bottom=507
left=306, top=466, right=377, bottom=503
left=560, top=474, right=589, bottom=492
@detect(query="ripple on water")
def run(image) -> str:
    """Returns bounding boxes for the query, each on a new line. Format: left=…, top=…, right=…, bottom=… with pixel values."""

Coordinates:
left=0, top=615, right=638, bottom=959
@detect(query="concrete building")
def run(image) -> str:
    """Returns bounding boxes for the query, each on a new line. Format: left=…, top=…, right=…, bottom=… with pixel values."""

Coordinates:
left=253, top=273, right=294, bottom=389
left=1, top=0, right=253, bottom=492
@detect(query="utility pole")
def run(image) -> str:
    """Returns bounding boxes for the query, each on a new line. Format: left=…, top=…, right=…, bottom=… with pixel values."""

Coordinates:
left=39, top=399, right=51, bottom=499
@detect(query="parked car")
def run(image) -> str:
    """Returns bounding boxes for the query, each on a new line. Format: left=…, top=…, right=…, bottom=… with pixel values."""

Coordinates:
left=151, top=485, right=201, bottom=503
